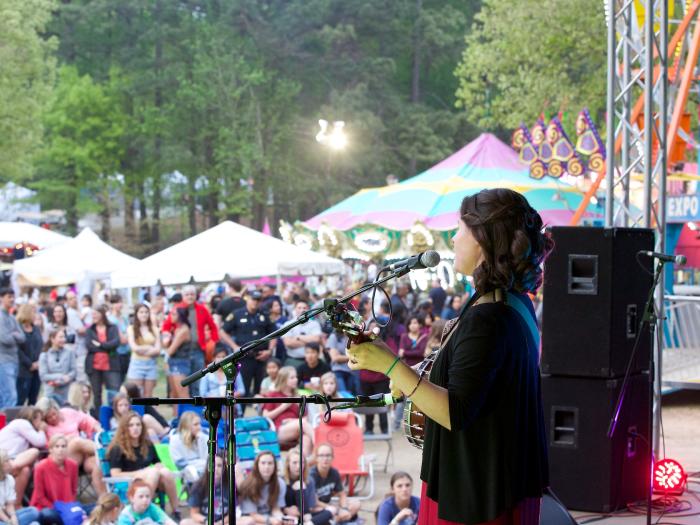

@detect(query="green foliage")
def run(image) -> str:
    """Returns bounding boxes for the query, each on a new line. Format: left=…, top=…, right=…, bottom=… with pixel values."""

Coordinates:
left=0, top=0, right=57, bottom=182
left=35, top=65, right=127, bottom=232
left=454, top=0, right=607, bottom=131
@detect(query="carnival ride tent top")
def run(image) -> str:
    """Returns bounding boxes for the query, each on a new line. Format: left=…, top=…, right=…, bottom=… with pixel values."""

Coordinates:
left=305, top=133, right=600, bottom=232
left=0, top=221, right=71, bottom=249
left=13, top=228, right=138, bottom=286
left=110, top=220, right=346, bottom=288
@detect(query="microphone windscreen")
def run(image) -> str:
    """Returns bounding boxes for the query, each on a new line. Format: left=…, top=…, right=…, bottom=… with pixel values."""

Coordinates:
left=420, top=250, right=441, bottom=268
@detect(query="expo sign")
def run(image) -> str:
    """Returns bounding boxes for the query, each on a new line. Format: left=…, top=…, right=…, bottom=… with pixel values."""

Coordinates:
left=667, top=194, right=700, bottom=223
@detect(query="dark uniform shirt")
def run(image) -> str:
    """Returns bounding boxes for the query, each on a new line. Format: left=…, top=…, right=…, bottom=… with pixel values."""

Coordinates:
left=222, top=306, right=274, bottom=353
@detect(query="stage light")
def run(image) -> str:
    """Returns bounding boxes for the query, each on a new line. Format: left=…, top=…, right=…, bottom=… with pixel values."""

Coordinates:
left=653, top=458, right=686, bottom=495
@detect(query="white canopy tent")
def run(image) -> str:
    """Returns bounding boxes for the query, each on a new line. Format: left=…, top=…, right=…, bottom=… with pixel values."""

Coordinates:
left=0, top=221, right=71, bottom=248
left=111, top=221, right=346, bottom=287
left=13, top=228, right=138, bottom=286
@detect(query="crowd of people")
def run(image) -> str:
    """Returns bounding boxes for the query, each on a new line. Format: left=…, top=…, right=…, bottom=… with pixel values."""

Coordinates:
left=0, top=275, right=475, bottom=525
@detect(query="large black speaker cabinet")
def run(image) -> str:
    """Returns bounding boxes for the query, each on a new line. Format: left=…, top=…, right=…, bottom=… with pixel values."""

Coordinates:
left=542, top=227, right=654, bottom=378
left=542, top=373, right=650, bottom=513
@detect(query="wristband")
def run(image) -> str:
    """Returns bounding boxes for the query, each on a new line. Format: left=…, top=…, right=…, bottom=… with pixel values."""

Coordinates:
left=385, top=355, right=401, bottom=376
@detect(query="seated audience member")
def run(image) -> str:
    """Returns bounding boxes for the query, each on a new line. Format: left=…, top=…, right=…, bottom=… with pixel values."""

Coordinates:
left=38, top=329, right=77, bottom=405
left=85, top=492, right=122, bottom=525
left=168, top=412, right=207, bottom=482
left=310, top=444, right=360, bottom=524
left=110, top=393, right=168, bottom=442
left=30, top=435, right=83, bottom=525
left=376, top=472, right=420, bottom=525
left=0, top=407, right=46, bottom=505
left=86, top=493, right=122, bottom=525
left=295, top=344, right=330, bottom=391
left=307, top=372, right=347, bottom=425
left=259, top=358, right=281, bottom=395
left=0, top=449, right=40, bottom=525
left=106, top=412, right=179, bottom=511
left=262, top=367, right=314, bottom=457
left=66, top=382, right=94, bottom=416
left=36, top=398, right=105, bottom=494
left=120, top=383, right=171, bottom=435
left=181, top=455, right=254, bottom=525
left=117, top=479, right=176, bottom=525
left=283, top=448, right=331, bottom=525
left=238, top=452, right=286, bottom=525
left=199, top=346, right=246, bottom=416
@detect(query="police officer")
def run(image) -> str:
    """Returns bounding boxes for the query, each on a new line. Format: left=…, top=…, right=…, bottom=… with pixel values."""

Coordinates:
left=222, top=289, right=275, bottom=396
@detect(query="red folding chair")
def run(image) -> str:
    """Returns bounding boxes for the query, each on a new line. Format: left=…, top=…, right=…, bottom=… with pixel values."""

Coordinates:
left=313, top=411, right=374, bottom=499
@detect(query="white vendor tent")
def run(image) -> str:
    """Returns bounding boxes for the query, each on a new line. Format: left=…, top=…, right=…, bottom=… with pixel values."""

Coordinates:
left=0, top=221, right=71, bottom=248
left=13, top=227, right=138, bottom=286
left=111, top=221, right=346, bottom=287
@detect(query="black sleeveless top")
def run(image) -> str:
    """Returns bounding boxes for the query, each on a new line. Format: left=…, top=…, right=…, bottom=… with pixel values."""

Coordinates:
left=419, top=292, right=548, bottom=524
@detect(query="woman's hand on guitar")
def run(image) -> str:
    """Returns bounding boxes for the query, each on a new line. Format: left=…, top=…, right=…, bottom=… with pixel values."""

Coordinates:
left=347, top=337, right=396, bottom=374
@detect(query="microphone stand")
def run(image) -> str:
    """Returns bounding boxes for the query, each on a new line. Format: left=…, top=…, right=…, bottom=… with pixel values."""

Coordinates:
left=607, top=257, right=664, bottom=525
left=154, top=264, right=410, bottom=525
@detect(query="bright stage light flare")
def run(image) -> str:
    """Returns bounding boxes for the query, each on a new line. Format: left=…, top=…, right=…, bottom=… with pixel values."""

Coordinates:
left=653, top=458, right=686, bottom=495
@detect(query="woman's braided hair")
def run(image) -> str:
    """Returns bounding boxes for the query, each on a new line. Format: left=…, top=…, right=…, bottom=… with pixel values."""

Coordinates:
left=460, top=188, right=554, bottom=295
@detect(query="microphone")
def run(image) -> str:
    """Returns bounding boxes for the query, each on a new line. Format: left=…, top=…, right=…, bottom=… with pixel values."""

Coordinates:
left=386, top=250, right=441, bottom=272
left=637, top=250, right=687, bottom=265
left=334, top=393, right=403, bottom=409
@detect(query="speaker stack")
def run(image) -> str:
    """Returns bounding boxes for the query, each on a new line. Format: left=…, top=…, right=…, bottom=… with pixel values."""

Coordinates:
left=541, top=227, right=654, bottom=513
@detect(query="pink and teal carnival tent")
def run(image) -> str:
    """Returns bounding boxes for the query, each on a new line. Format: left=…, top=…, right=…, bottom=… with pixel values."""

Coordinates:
left=284, top=133, right=602, bottom=260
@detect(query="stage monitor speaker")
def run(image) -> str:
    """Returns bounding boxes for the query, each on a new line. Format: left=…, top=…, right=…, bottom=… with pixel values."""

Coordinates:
left=539, top=490, right=577, bottom=525
left=542, top=373, right=650, bottom=513
left=542, top=227, right=654, bottom=378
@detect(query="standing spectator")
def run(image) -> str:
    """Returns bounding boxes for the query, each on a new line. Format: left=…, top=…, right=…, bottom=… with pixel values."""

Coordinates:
left=326, top=329, right=358, bottom=395
left=106, top=412, right=179, bottom=510
left=85, top=305, right=121, bottom=413
left=280, top=301, right=322, bottom=369
left=66, top=382, right=94, bottom=416
left=283, top=447, right=331, bottom=525
left=108, top=295, right=131, bottom=384
left=80, top=295, right=94, bottom=326
left=263, top=298, right=288, bottom=361
left=0, top=288, right=24, bottom=409
left=221, top=290, right=274, bottom=396
left=30, top=435, right=81, bottom=525
left=262, top=367, right=315, bottom=457
left=296, top=343, right=330, bottom=391
left=162, top=286, right=219, bottom=396
left=428, top=280, right=447, bottom=318
left=38, top=329, right=77, bottom=405
left=126, top=304, right=160, bottom=398
left=0, top=449, right=40, bottom=525
left=64, top=291, right=87, bottom=382
left=116, top=479, right=176, bottom=525
left=47, top=305, right=77, bottom=354
left=376, top=472, right=420, bottom=525
left=397, top=316, right=427, bottom=367
left=168, top=412, right=207, bottom=482
left=0, top=406, right=46, bottom=505
left=150, top=295, right=166, bottom=330
left=440, top=294, right=463, bottom=320
left=238, top=451, right=287, bottom=525
left=214, top=279, right=245, bottom=343
left=309, top=444, right=360, bottom=524
left=16, top=304, right=42, bottom=406
left=162, top=308, right=194, bottom=402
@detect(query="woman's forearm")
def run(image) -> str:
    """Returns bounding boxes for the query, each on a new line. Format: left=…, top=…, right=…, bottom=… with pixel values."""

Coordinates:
left=390, top=361, right=451, bottom=430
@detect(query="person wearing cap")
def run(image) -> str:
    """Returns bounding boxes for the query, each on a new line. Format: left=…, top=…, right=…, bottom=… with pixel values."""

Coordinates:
left=222, top=290, right=275, bottom=396
left=161, top=285, right=219, bottom=396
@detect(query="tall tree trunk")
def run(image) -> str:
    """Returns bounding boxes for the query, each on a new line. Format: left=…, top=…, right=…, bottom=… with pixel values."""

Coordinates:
left=100, top=189, right=111, bottom=242
left=408, top=0, right=422, bottom=176
left=66, top=167, right=78, bottom=234
left=252, top=93, right=266, bottom=231
left=151, top=173, right=161, bottom=246
left=150, top=0, right=164, bottom=246
left=138, top=179, right=149, bottom=242
left=187, top=172, right=197, bottom=235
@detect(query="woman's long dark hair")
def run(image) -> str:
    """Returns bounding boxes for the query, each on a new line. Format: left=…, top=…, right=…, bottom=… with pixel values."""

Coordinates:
left=132, top=303, right=156, bottom=345
left=238, top=451, right=280, bottom=511
left=92, top=305, right=112, bottom=328
left=460, top=188, right=554, bottom=295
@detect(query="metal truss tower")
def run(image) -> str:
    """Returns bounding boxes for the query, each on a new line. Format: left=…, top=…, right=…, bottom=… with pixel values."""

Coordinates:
left=605, top=0, right=668, bottom=453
